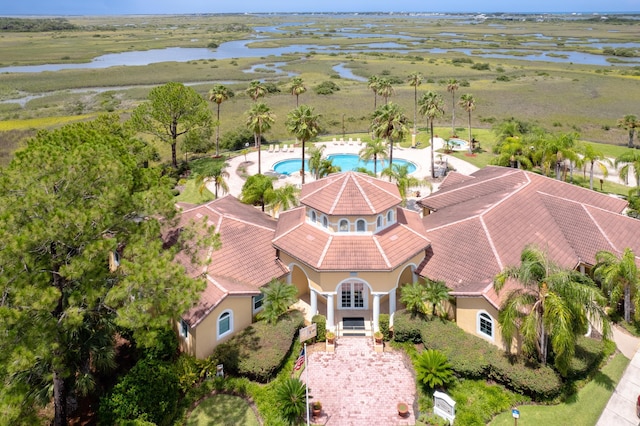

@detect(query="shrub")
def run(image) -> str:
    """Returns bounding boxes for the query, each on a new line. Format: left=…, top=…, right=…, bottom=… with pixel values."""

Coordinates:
left=312, top=314, right=326, bottom=342
left=471, top=62, right=490, bottom=70
left=415, top=349, right=454, bottom=391
left=392, top=309, right=424, bottom=343
left=98, top=359, right=180, bottom=426
left=314, top=81, right=340, bottom=95
left=213, top=310, right=304, bottom=382
left=275, top=378, right=307, bottom=425
left=565, top=336, right=606, bottom=379
left=220, top=127, right=257, bottom=151
left=378, top=313, right=390, bottom=340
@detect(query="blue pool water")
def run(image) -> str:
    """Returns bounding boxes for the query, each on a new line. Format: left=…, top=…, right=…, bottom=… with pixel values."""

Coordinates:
left=272, top=153, right=417, bottom=176
left=448, top=138, right=470, bottom=151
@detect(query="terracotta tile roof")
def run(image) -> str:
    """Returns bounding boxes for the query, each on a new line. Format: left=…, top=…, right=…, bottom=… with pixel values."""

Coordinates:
left=300, top=171, right=401, bottom=215
left=274, top=207, right=430, bottom=271
left=417, top=166, right=640, bottom=308
left=173, top=196, right=288, bottom=326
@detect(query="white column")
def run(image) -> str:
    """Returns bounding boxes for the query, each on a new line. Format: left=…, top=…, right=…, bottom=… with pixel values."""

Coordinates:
left=373, top=294, right=381, bottom=331
left=389, top=289, right=396, bottom=316
left=310, top=289, right=317, bottom=317
left=327, top=293, right=335, bottom=330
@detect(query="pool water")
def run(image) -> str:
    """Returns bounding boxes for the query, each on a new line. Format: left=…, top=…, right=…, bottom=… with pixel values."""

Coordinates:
left=447, top=138, right=470, bottom=151
left=272, top=153, right=417, bottom=176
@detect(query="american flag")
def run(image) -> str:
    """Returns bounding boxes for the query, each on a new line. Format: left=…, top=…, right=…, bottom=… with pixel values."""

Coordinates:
left=294, top=347, right=305, bottom=371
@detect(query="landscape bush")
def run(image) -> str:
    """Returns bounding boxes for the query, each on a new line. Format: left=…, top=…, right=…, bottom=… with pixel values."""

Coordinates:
left=98, top=358, right=180, bottom=426
left=220, top=126, right=259, bottom=151
left=213, top=310, right=304, bottom=382
left=313, top=81, right=340, bottom=95
left=392, top=310, right=424, bottom=343
left=312, top=314, right=326, bottom=341
left=378, top=313, right=390, bottom=340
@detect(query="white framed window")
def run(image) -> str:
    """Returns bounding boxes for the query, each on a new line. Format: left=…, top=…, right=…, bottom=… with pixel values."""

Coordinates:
left=356, top=219, right=366, bottom=232
left=309, top=210, right=317, bottom=223
left=376, top=215, right=383, bottom=229
left=253, top=293, right=264, bottom=312
left=339, top=219, right=349, bottom=232
left=322, top=215, right=328, bottom=228
left=386, top=209, right=394, bottom=224
left=179, top=319, right=189, bottom=338
left=477, top=311, right=494, bottom=340
left=339, top=281, right=367, bottom=309
left=218, top=310, right=233, bottom=339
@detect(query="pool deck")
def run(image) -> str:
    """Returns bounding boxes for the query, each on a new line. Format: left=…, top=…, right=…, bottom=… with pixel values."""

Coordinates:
left=218, top=137, right=480, bottom=198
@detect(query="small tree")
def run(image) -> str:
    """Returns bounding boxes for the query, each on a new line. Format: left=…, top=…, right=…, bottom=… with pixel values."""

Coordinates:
left=458, top=93, right=476, bottom=154
left=275, top=378, right=307, bottom=425
left=240, top=174, right=275, bottom=212
left=400, top=282, right=427, bottom=317
left=593, top=248, right=640, bottom=324
left=424, top=279, right=450, bottom=318
left=258, top=279, right=298, bottom=324
left=415, top=349, right=454, bottom=391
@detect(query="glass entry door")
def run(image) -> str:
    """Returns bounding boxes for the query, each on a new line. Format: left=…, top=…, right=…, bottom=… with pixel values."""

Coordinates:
left=340, top=282, right=366, bottom=309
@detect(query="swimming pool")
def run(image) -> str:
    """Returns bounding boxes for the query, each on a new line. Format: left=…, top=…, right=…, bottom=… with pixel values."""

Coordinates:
left=447, top=138, right=470, bottom=151
left=272, top=153, right=417, bottom=176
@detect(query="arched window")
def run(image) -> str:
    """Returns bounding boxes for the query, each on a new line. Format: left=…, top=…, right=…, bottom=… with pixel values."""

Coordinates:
left=356, top=219, right=366, bottom=232
left=386, top=209, right=394, bottom=224
left=376, top=215, right=383, bottom=229
left=339, top=219, right=349, bottom=232
left=477, top=311, right=494, bottom=340
left=309, top=210, right=317, bottom=223
left=218, top=310, right=233, bottom=339
left=322, top=215, right=328, bottom=228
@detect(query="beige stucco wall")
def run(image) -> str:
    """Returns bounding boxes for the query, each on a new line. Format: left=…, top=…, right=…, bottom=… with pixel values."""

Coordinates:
left=180, top=295, right=256, bottom=359
left=306, top=207, right=399, bottom=234
left=455, top=296, right=507, bottom=351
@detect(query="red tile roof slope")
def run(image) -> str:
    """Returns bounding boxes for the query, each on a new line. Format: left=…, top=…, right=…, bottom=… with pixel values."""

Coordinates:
left=417, top=166, right=640, bottom=308
left=300, top=171, right=401, bottom=215
left=174, top=196, right=288, bottom=326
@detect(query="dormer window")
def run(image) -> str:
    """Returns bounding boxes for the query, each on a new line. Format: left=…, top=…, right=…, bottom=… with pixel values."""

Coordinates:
left=309, top=210, right=317, bottom=223
left=322, top=215, right=328, bottom=228
left=339, top=219, right=349, bottom=232
left=356, top=219, right=366, bottom=232
left=376, top=215, right=383, bottom=230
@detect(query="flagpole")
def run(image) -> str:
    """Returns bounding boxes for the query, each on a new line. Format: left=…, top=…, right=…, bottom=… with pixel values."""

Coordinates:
left=305, top=342, right=309, bottom=426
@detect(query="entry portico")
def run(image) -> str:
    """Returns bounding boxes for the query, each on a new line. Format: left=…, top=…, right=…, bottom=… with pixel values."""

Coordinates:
left=273, top=172, right=430, bottom=334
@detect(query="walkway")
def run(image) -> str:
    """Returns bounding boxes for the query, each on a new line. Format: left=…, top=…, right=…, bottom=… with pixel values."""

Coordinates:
left=596, top=325, right=640, bottom=426
left=304, top=337, right=417, bottom=426
left=218, top=137, right=479, bottom=198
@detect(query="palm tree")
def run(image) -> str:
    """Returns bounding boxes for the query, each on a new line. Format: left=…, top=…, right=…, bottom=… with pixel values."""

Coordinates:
left=318, top=158, right=341, bottom=178
left=240, top=174, right=274, bottom=212
left=245, top=80, right=267, bottom=102
left=208, top=84, right=232, bottom=157
left=415, top=349, right=454, bottom=391
left=275, top=378, right=307, bottom=425
left=377, top=77, right=395, bottom=104
left=400, top=281, right=427, bottom=317
left=258, top=278, right=298, bottom=324
left=446, top=79, right=459, bottom=135
left=367, top=75, right=380, bottom=110
left=307, top=144, right=325, bottom=180
left=423, top=279, right=450, bottom=318
left=491, top=136, right=534, bottom=170
left=617, top=114, right=639, bottom=148
left=359, top=139, right=388, bottom=175
left=593, top=248, right=640, bottom=324
left=579, top=143, right=611, bottom=190
left=494, top=244, right=610, bottom=375
left=267, top=183, right=299, bottom=218
left=616, top=149, right=640, bottom=187
left=289, top=77, right=306, bottom=107
left=381, top=163, right=430, bottom=203
left=371, top=102, right=409, bottom=179
left=458, top=93, right=475, bottom=154
left=245, top=102, right=275, bottom=175
left=418, top=91, right=445, bottom=179
left=285, top=105, right=321, bottom=185
left=194, top=162, right=229, bottom=198
left=407, top=72, right=423, bottom=134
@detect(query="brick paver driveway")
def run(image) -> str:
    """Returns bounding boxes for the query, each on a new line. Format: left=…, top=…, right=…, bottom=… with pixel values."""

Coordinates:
left=303, top=337, right=416, bottom=425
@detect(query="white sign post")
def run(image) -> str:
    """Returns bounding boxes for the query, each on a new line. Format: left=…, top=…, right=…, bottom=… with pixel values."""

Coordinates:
left=512, top=408, right=520, bottom=426
left=300, top=323, right=317, bottom=342
left=433, top=391, right=456, bottom=424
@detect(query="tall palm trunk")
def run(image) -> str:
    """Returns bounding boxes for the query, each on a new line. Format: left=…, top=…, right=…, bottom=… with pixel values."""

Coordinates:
left=451, top=93, right=456, bottom=135
left=388, top=139, right=393, bottom=181
left=430, top=120, right=436, bottom=179
left=53, top=369, right=67, bottom=426
left=215, top=105, right=221, bottom=157
left=589, top=161, right=595, bottom=190
left=257, top=133, right=262, bottom=175
left=467, top=111, right=472, bottom=154
left=624, top=284, right=631, bottom=323
left=301, top=140, right=306, bottom=185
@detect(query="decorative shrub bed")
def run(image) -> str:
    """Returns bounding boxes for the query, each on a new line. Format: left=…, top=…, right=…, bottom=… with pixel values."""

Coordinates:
left=392, top=310, right=611, bottom=400
left=213, top=310, right=304, bottom=382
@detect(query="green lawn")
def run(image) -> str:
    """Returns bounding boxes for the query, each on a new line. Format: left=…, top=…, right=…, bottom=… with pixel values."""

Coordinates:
left=490, top=353, right=629, bottom=426
left=185, top=393, right=260, bottom=426
left=175, top=179, right=215, bottom=205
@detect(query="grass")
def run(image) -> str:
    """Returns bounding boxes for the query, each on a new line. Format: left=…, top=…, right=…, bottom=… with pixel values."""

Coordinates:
left=489, top=353, right=629, bottom=426
left=185, top=394, right=259, bottom=426
left=175, top=179, right=215, bottom=205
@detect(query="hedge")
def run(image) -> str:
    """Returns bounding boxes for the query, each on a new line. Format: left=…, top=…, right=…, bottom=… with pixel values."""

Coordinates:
left=312, top=314, right=326, bottom=342
left=213, top=310, right=304, bottom=382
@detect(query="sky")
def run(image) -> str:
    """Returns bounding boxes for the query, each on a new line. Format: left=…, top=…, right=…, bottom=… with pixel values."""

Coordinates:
left=1, top=0, right=638, bottom=15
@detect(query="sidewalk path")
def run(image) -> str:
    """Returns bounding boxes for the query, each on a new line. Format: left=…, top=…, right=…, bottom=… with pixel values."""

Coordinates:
left=596, top=325, right=640, bottom=426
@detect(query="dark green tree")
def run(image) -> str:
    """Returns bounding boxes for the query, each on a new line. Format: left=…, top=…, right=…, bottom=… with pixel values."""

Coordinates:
left=418, top=90, right=445, bottom=179
left=275, top=378, right=307, bottom=425
left=240, top=174, right=275, bottom=212
left=245, top=102, right=275, bottom=175
left=359, top=139, right=388, bottom=175
left=371, top=102, right=409, bottom=180
left=289, top=77, right=307, bottom=107
left=400, top=282, right=428, bottom=317
left=131, top=82, right=213, bottom=168
left=258, top=278, right=298, bottom=325
left=593, top=248, right=640, bottom=324
left=424, top=279, right=450, bottom=318
left=0, top=118, right=217, bottom=425
left=415, top=349, right=454, bottom=391
left=208, top=84, right=234, bottom=157
left=286, top=105, right=321, bottom=185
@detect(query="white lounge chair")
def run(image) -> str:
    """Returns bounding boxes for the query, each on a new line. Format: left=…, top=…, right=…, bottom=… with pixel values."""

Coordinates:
left=339, top=138, right=345, bottom=145
left=289, top=144, right=295, bottom=152
left=274, top=144, right=280, bottom=153
left=348, top=138, right=354, bottom=145
left=268, top=144, right=274, bottom=153
left=333, top=137, right=338, bottom=145
left=282, top=144, right=288, bottom=152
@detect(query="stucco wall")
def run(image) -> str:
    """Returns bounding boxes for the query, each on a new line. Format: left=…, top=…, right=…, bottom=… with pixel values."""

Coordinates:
left=455, top=297, right=507, bottom=351
left=182, top=295, right=255, bottom=359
